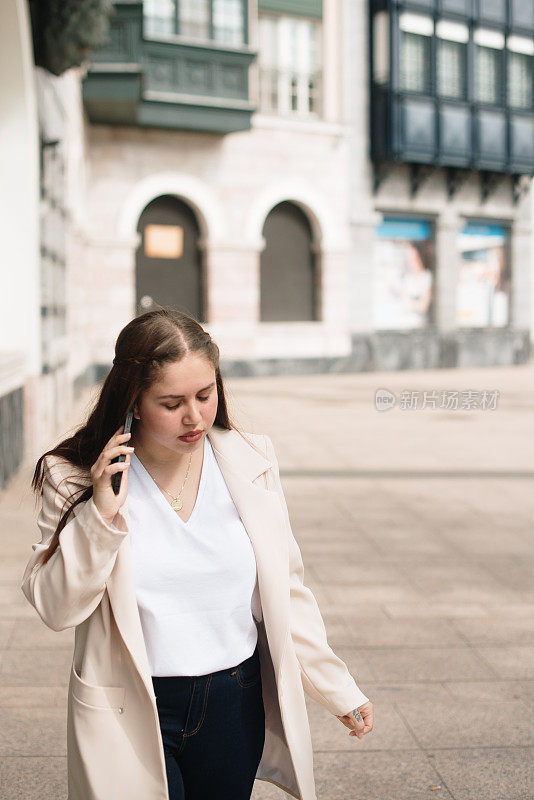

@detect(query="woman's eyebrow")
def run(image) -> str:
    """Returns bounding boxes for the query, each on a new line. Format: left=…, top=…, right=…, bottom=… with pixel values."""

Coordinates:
left=157, top=382, right=216, bottom=399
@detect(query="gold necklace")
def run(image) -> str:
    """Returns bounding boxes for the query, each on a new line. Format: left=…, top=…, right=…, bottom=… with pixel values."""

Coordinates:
left=142, top=453, right=193, bottom=512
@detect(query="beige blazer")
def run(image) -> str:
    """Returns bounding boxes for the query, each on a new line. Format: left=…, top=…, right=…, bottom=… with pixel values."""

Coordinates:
left=21, top=426, right=369, bottom=800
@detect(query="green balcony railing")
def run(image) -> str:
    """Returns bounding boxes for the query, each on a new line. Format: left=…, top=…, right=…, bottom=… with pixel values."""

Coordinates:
left=82, top=1, right=257, bottom=133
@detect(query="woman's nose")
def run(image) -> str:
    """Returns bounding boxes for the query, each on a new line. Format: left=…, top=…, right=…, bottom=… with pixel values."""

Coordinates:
left=184, top=406, right=202, bottom=422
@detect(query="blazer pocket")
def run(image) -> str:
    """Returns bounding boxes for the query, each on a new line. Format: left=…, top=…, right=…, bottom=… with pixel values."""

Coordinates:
left=71, top=662, right=125, bottom=710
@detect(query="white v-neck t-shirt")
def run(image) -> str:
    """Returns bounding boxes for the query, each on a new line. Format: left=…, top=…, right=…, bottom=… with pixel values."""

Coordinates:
left=124, top=435, right=262, bottom=676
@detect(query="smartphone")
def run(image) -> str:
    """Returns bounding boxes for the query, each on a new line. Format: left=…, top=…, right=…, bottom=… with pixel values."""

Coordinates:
left=111, top=408, right=134, bottom=495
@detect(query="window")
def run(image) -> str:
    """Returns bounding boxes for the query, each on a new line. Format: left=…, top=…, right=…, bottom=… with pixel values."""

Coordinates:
left=144, top=0, right=176, bottom=36
left=374, top=217, right=434, bottom=330
left=212, top=0, right=244, bottom=45
left=508, top=36, right=534, bottom=110
left=436, top=20, right=468, bottom=100
left=143, top=0, right=245, bottom=45
left=474, top=28, right=504, bottom=105
left=179, top=0, right=210, bottom=39
left=399, top=13, right=433, bottom=94
left=259, top=15, right=322, bottom=117
left=457, top=222, right=510, bottom=328
left=259, top=17, right=278, bottom=111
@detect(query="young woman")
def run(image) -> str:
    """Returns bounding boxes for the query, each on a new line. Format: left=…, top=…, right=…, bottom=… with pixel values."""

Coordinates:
left=21, top=308, right=374, bottom=800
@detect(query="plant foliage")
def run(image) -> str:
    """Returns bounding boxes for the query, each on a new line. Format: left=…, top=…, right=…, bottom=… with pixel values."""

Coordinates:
left=30, top=0, right=115, bottom=76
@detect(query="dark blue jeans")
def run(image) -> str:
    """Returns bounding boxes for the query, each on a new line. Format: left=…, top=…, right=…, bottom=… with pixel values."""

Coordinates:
left=151, top=644, right=265, bottom=800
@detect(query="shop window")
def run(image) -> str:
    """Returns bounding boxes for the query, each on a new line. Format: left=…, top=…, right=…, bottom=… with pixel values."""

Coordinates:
left=456, top=222, right=510, bottom=327
left=374, top=217, right=434, bottom=330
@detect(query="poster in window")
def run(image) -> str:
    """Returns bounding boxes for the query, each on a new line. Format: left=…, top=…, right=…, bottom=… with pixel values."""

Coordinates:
left=144, top=224, right=184, bottom=259
left=457, top=223, right=509, bottom=327
left=373, top=217, right=434, bottom=329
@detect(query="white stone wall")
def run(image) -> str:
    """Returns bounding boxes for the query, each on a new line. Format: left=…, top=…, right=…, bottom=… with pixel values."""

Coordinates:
left=81, top=113, right=353, bottom=365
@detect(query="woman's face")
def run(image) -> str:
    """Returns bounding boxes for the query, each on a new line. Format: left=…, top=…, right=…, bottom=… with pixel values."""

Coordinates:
left=133, top=353, right=218, bottom=456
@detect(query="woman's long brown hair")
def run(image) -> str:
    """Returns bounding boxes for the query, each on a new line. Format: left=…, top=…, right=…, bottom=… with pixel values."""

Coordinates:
left=31, top=307, right=250, bottom=567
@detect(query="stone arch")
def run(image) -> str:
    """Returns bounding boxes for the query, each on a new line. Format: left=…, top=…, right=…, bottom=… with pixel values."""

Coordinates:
left=244, top=181, right=345, bottom=251
left=118, top=172, right=225, bottom=245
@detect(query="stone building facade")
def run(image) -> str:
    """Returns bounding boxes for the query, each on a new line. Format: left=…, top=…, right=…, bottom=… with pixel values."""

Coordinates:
left=1, top=0, right=533, bottom=473
left=77, top=0, right=355, bottom=380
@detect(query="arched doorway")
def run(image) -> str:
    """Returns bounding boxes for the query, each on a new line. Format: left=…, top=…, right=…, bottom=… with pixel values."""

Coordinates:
left=260, top=201, right=318, bottom=321
left=135, top=195, right=204, bottom=320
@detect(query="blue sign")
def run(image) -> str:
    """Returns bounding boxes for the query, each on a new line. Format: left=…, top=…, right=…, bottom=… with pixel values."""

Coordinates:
left=461, top=222, right=507, bottom=238
left=376, top=217, right=432, bottom=241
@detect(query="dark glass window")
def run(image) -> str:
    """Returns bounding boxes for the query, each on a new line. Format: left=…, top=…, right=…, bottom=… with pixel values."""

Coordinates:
left=508, top=41, right=534, bottom=109
left=475, top=45, right=503, bottom=104
left=399, top=13, right=433, bottom=94
left=474, top=29, right=505, bottom=105
left=437, top=39, right=467, bottom=99
left=400, top=31, right=432, bottom=93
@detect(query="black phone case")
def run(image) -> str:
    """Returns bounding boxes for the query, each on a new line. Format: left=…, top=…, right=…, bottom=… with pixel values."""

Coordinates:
left=111, top=409, right=134, bottom=495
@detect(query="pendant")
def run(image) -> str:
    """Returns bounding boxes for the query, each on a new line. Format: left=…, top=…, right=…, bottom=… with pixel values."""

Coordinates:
left=171, top=498, right=183, bottom=511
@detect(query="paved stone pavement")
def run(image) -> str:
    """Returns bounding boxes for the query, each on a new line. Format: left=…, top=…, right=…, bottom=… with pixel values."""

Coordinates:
left=1, top=364, right=533, bottom=799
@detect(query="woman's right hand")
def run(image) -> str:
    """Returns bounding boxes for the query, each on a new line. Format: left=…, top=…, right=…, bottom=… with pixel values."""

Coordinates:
left=91, top=426, right=135, bottom=525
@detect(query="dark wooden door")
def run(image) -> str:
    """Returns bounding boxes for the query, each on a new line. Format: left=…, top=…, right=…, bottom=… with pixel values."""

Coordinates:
left=260, top=201, right=317, bottom=321
left=135, top=195, right=204, bottom=320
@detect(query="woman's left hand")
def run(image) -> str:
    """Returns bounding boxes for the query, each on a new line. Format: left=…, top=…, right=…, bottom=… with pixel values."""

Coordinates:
left=336, top=701, right=374, bottom=740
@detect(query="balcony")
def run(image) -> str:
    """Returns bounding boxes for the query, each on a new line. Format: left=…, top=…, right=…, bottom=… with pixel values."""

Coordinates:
left=82, top=1, right=257, bottom=134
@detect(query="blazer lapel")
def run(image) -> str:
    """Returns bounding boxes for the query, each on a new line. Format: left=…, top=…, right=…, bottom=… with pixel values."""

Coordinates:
left=105, top=426, right=291, bottom=699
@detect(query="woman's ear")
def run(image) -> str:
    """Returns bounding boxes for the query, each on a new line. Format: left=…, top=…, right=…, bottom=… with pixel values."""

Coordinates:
left=133, top=404, right=141, bottom=421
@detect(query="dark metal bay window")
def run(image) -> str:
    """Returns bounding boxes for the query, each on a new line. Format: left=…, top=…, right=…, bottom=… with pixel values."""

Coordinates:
left=369, top=0, right=534, bottom=179
left=259, top=14, right=322, bottom=116
left=143, top=0, right=245, bottom=45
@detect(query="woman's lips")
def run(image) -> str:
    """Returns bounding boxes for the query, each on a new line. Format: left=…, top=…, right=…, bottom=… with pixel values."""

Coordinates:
left=178, top=431, right=203, bottom=442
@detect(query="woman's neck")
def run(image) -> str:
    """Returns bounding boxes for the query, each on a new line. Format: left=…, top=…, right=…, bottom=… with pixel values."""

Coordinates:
left=130, top=433, right=202, bottom=477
